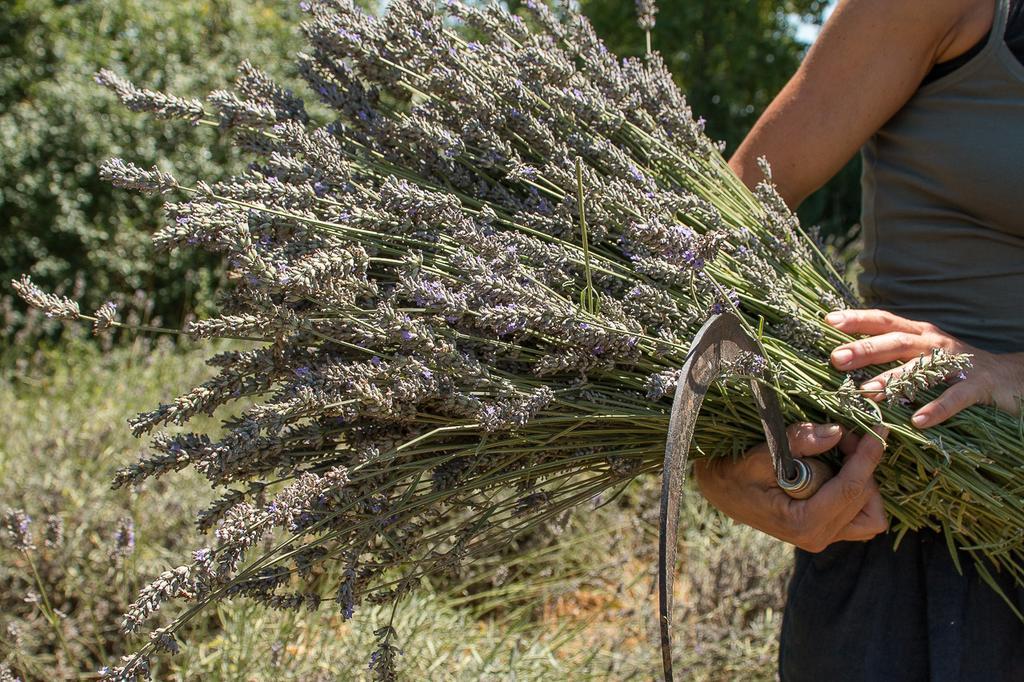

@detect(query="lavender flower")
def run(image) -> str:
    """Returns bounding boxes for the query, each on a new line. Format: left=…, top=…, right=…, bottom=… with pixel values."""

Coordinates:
left=122, top=566, right=193, bottom=635
left=636, top=0, right=658, bottom=32
left=725, top=351, right=768, bottom=378
left=11, top=276, right=80, bottom=321
left=882, top=348, right=974, bottom=406
left=93, top=301, right=119, bottom=333
left=100, top=158, right=177, bottom=195
left=43, top=514, right=65, bottom=549
left=111, top=516, right=136, bottom=561
left=95, top=69, right=205, bottom=122
left=368, top=626, right=401, bottom=682
left=1, top=509, right=33, bottom=552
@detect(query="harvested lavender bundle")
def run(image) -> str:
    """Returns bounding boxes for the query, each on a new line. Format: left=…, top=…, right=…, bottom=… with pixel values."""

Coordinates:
left=16, top=0, right=1024, bottom=676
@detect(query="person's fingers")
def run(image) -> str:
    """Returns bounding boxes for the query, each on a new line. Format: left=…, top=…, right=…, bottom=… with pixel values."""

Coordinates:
left=825, top=309, right=933, bottom=336
left=837, top=428, right=862, bottom=456
left=830, top=331, right=934, bottom=371
left=801, top=425, right=889, bottom=545
left=699, top=423, right=846, bottom=542
left=834, top=487, right=888, bottom=542
left=786, top=422, right=844, bottom=457
left=911, top=380, right=982, bottom=428
left=827, top=425, right=888, bottom=498
left=698, top=422, right=889, bottom=554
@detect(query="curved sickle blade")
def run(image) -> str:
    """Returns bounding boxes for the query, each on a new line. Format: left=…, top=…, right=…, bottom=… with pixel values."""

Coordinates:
left=658, top=313, right=792, bottom=681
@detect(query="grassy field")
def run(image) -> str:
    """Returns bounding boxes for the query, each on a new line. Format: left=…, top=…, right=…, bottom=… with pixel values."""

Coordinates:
left=0, top=333, right=791, bottom=680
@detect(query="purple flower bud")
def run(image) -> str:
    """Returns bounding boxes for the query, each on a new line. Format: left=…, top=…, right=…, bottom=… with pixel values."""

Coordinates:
left=111, top=517, right=136, bottom=560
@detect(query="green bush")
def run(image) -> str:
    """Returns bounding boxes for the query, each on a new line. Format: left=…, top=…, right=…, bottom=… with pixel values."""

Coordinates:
left=0, top=0, right=303, bottom=340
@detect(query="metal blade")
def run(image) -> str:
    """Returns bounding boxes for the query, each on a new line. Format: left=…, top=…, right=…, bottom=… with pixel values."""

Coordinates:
left=658, top=313, right=793, bottom=681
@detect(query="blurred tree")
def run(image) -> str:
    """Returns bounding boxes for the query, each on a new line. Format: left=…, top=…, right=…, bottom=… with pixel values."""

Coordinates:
left=579, top=0, right=861, bottom=239
left=0, top=0, right=303, bottom=340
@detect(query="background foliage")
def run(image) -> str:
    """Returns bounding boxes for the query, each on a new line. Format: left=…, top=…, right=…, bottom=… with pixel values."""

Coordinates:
left=0, top=0, right=303, bottom=339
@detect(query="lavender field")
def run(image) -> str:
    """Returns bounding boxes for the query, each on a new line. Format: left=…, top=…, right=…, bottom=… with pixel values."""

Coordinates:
left=0, top=334, right=788, bottom=680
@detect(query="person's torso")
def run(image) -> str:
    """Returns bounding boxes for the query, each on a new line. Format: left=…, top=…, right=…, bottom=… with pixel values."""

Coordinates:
left=858, top=0, right=1024, bottom=353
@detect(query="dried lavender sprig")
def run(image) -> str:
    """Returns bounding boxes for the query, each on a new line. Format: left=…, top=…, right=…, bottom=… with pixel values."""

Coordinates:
left=43, top=515, right=64, bottom=549
left=111, top=517, right=137, bottom=562
left=636, top=0, right=657, bottom=53
left=882, top=348, right=974, bottom=406
left=99, top=159, right=178, bottom=195
left=1, top=509, right=33, bottom=552
left=95, top=69, right=204, bottom=122
left=93, top=301, right=119, bottom=334
left=11, top=276, right=80, bottom=321
left=636, top=0, right=658, bottom=31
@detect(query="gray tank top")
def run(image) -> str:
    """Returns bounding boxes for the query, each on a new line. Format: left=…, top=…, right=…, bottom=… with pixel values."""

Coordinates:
left=858, top=0, right=1024, bottom=354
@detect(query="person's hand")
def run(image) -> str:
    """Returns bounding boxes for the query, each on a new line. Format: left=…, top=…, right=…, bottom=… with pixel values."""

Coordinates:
left=825, top=309, right=1024, bottom=428
left=693, top=423, right=889, bottom=553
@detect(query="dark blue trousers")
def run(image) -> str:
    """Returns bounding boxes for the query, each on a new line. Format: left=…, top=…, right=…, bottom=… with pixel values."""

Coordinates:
left=780, top=529, right=1024, bottom=681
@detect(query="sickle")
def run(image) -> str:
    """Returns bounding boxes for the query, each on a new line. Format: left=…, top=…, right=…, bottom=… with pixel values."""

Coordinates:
left=658, top=312, right=832, bottom=681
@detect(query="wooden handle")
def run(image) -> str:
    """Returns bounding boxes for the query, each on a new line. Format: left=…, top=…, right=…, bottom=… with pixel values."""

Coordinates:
left=778, top=457, right=835, bottom=500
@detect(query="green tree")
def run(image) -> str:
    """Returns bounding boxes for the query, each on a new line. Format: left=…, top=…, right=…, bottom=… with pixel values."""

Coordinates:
left=580, top=0, right=860, bottom=238
left=0, top=0, right=303, bottom=339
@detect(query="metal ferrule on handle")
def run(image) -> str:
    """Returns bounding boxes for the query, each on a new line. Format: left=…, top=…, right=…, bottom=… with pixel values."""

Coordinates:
left=777, top=456, right=833, bottom=500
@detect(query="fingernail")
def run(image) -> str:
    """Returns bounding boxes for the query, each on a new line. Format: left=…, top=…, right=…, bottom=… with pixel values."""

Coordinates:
left=911, top=413, right=928, bottom=428
left=825, top=312, right=845, bottom=325
left=832, top=348, right=853, bottom=367
left=860, top=380, right=883, bottom=393
left=876, top=425, right=891, bottom=439
left=814, top=424, right=842, bottom=437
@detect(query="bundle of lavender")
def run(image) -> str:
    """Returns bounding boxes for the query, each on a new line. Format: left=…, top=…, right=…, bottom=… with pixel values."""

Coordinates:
left=14, top=0, right=1024, bottom=677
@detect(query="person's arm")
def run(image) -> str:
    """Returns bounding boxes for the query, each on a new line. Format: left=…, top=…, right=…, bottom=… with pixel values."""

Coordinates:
left=730, top=0, right=993, bottom=205
left=697, top=0, right=992, bottom=551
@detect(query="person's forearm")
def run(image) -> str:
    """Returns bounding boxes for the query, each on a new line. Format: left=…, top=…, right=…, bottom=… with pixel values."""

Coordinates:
left=728, top=146, right=771, bottom=198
